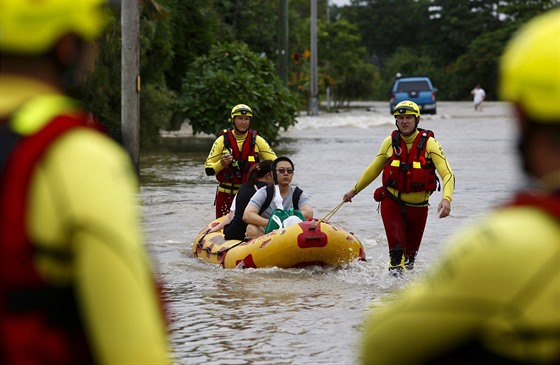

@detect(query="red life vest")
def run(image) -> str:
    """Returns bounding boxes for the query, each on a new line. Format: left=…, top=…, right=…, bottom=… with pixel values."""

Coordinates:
left=0, top=112, right=102, bottom=365
left=510, top=190, right=560, bottom=221
left=216, top=128, right=259, bottom=185
left=382, top=128, right=438, bottom=193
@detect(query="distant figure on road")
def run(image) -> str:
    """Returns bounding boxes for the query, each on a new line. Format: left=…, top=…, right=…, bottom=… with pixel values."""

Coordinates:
left=471, top=83, right=486, bottom=111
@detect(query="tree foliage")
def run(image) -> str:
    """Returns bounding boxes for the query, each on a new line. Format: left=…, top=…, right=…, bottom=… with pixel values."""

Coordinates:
left=446, top=24, right=518, bottom=101
left=341, top=0, right=556, bottom=101
left=380, top=47, right=440, bottom=98
left=76, top=14, right=122, bottom=140
left=318, top=18, right=380, bottom=107
left=80, top=0, right=557, bottom=146
left=165, top=0, right=224, bottom=93
left=180, top=42, right=299, bottom=143
left=79, top=0, right=179, bottom=145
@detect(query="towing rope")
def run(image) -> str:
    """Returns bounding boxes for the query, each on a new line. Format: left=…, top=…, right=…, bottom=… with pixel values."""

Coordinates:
left=310, top=200, right=345, bottom=229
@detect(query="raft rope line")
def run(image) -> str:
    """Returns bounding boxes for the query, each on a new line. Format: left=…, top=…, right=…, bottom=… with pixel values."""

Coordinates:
left=311, top=200, right=345, bottom=229
left=196, top=228, right=246, bottom=257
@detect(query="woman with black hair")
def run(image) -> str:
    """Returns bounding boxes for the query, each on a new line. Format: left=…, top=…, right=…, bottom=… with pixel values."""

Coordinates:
left=209, top=160, right=274, bottom=240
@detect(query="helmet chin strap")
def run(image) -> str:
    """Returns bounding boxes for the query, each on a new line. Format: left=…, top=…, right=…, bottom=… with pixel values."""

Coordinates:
left=232, top=118, right=249, bottom=134
left=233, top=124, right=243, bottom=134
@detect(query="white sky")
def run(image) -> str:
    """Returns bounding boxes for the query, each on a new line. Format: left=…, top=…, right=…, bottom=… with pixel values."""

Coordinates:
left=329, top=0, right=351, bottom=6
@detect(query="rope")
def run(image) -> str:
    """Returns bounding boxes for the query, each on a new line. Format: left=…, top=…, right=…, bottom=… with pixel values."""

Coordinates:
left=314, top=200, right=345, bottom=227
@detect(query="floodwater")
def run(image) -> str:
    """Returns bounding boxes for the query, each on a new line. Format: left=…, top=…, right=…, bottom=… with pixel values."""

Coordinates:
left=140, top=101, right=523, bottom=365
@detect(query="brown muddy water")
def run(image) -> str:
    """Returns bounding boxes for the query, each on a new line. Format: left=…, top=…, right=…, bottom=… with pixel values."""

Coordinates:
left=140, top=101, right=523, bottom=365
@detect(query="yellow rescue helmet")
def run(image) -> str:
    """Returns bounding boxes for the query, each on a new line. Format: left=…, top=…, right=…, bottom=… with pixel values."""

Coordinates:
left=499, top=9, right=560, bottom=123
left=0, top=0, right=110, bottom=55
left=393, top=101, right=420, bottom=119
left=231, top=104, right=253, bottom=119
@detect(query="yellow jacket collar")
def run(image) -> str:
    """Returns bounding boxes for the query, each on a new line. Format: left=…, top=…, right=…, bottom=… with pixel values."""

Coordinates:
left=0, top=75, right=61, bottom=117
left=401, top=129, right=420, bottom=143
left=0, top=75, right=79, bottom=135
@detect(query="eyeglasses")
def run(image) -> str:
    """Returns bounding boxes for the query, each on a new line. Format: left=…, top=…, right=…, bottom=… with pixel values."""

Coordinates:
left=277, top=168, right=294, bottom=175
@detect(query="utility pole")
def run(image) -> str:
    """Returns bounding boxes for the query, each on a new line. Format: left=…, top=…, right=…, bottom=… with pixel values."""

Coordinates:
left=121, top=0, right=141, bottom=173
left=309, top=0, right=319, bottom=115
left=326, top=1, right=331, bottom=110
left=278, top=0, right=289, bottom=85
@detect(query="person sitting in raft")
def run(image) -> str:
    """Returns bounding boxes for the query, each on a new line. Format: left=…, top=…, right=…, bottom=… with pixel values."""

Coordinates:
left=208, top=160, right=274, bottom=240
left=243, top=156, right=313, bottom=238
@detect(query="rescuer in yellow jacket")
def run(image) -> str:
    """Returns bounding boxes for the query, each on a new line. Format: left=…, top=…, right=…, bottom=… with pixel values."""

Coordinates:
left=343, top=100, right=455, bottom=273
left=0, top=1, right=172, bottom=364
left=361, top=9, right=560, bottom=364
left=205, top=104, right=277, bottom=219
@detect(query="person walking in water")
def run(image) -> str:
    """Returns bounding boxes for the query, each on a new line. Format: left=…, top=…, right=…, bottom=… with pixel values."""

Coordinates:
left=471, top=83, right=486, bottom=111
left=0, top=1, right=171, bottom=363
left=343, top=100, right=455, bottom=274
left=205, top=104, right=277, bottom=219
left=361, top=9, right=560, bottom=364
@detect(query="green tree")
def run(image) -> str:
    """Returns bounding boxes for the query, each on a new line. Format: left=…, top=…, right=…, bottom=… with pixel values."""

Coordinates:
left=79, top=0, right=178, bottom=145
left=319, top=18, right=380, bottom=106
left=343, top=0, right=429, bottom=66
left=443, top=0, right=557, bottom=101
left=214, top=0, right=280, bottom=58
left=163, top=0, right=226, bottom=131
left=138, top=0, right=178, bottom=145
left=499, top=0, right=557, bottom=23
left=445, top=25, right=516, bottom=101
left=340, top=0, right=556, bottom=101
left=180, top=42, right=299, bottom=143
left=379, top=47, right=440, bottom=99
left=165, top=0, right=224, bottom=93
left=78, top=0, right=558, bottom=148
left=426, top=0, right=502, bottom=65
left=332, top=62, right=380, bottom=107
left=77, top=14, right=122, bottom=140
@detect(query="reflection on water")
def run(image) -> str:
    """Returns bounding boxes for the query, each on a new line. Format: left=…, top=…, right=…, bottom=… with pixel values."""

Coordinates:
left=141, top=102, right=521, bottom=364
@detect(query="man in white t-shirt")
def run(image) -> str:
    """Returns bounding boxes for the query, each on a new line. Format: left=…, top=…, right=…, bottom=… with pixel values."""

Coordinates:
left=471, top=83, right=486, bottom=111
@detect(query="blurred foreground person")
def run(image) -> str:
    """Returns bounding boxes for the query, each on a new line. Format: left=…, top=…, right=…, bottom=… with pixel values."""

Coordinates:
left=0, top=1, right=171, bottom=364
left=361, top=9, right=560, bottom=365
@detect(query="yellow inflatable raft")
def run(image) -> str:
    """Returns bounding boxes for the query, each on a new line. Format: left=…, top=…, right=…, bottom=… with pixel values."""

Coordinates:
left=192, top=218, right=366, bottom=269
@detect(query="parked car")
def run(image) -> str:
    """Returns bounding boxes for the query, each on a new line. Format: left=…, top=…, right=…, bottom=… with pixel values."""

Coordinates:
left=389, top=76, right=437, bottom=114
